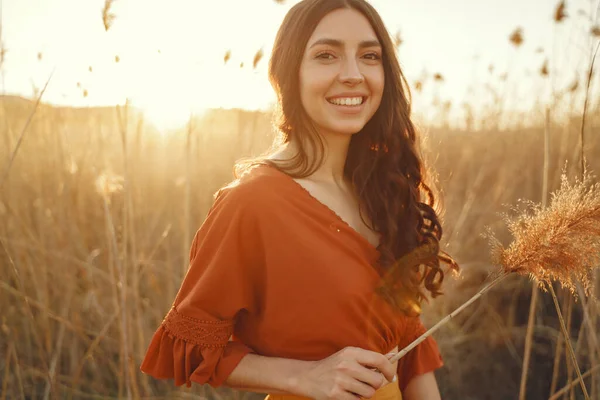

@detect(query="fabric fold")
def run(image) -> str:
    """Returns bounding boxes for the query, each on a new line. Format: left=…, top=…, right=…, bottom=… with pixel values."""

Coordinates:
left=396, top=335, right=443, bottom=392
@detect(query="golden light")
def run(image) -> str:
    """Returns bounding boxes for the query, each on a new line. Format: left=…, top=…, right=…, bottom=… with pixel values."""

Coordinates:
left=4, top=0, right=571, bottom=131
left=100, top=0, right=281, bottom=132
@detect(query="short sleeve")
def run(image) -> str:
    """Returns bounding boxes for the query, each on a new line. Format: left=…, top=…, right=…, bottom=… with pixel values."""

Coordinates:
left=140, top=184, right=265, bottom=388
left=395, top=316, right=444, bottom=392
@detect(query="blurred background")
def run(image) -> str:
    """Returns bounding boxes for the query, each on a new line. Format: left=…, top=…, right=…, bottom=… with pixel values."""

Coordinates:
left=1, top=0, right=599, bottom=399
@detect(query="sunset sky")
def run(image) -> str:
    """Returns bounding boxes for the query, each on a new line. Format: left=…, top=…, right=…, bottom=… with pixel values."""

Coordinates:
left=3, top=0, right=596, bottom=129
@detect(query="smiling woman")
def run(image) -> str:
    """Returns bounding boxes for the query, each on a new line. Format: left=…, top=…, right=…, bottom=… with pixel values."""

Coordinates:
left=140, top=1, right=454, bottom=399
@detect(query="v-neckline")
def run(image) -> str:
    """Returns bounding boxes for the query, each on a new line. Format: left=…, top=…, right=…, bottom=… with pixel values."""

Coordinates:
left=262, top=163, right=381, bottom=254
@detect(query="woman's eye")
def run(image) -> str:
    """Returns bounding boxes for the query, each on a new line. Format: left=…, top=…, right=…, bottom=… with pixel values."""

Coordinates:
left=363, top=53, right=381, bottom=60
left=316, top=52, right=335, bottom=60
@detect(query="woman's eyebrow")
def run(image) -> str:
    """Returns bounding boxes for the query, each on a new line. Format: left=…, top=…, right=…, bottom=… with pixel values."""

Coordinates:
left=308, top=38, right=381, bottom=49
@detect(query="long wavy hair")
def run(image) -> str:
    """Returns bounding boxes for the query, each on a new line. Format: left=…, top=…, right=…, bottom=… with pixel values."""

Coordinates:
left=235, top=0, right=458, bottom=315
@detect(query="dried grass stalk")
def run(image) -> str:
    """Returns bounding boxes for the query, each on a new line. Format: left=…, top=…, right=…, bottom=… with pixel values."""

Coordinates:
left=547, top=282, right=590, bottom=399
left=549, top=364, right=600, bottom=400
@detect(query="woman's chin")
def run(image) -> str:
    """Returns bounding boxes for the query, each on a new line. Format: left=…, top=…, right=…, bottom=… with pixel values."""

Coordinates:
left=321, top=122, right=368, bottom=136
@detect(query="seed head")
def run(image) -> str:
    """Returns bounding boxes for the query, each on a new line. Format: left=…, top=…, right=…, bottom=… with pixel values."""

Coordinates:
left=568, top=78, right=579, bottom=93
left=393, top=31, right=403, bottom=48
left=414, top=80, right=423, bottom=93
left=95, top=171, right=124, bottom=203
left=509, top=27, right=524, bottom=48
left=253, top=48, right=263, bottom=69
left=486, top=171, right=600, bottom=297
left=540, top=60, right=549, bottom=77
left=554, top=1, right=567, bottom=23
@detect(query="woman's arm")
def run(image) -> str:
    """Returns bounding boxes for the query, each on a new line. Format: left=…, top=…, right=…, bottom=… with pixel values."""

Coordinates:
left=402, top=372, right=441, bottom=400
left=224, top=347, right=397, bottom=398
left=224, top=353, right=311, bottom=395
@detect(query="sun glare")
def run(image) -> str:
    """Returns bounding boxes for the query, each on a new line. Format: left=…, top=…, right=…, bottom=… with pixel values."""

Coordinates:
left=129, top=62, right=276, bottom=132
left=133, top=99, right=203, bottom=133
left=5, top=0, right=282, bottom=133
left=119, top=0, right=281, bottom=132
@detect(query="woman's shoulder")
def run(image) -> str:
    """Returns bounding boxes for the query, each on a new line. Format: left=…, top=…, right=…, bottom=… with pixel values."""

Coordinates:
left=213, top=163, right=288, bottom=211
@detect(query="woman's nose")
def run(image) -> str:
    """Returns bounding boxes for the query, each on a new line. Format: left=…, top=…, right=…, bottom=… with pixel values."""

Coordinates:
left=338, top=58, right=364, bottom=85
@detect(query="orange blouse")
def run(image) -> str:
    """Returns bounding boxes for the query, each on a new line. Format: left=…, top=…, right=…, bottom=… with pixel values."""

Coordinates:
left=140, top=163, right=443, bottom=393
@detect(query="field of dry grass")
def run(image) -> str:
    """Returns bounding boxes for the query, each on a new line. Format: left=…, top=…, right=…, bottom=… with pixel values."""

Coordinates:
left=2, top=0, right=600, bottom=397
left=1, top=90, right=599, bottom=399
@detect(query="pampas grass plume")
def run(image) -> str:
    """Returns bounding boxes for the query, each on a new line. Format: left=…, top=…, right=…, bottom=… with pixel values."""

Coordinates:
left=487, top=171, right=600, bottom=297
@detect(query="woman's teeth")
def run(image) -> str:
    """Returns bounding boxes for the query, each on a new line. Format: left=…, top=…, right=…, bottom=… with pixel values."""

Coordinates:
left=328, top=97, right=364, bottom=106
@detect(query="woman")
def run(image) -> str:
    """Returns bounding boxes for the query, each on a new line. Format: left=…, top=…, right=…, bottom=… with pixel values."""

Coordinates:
left=140, top=0, right=457, bottom=399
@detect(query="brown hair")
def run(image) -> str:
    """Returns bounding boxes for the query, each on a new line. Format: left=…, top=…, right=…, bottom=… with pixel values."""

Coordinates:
left=235, top=0, right=458, bottom=315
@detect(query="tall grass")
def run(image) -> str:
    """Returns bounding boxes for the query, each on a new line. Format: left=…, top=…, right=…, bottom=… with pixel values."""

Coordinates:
left=1, top=92, right=599, bottom=398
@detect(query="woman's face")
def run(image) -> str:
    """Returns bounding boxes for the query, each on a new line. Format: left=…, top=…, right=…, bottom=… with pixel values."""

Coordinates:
left=299, top=8, right=384, bottom=138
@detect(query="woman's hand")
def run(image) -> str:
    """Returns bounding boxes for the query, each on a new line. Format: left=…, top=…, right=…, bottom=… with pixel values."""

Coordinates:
left=293, top=346, right=397, bottom=400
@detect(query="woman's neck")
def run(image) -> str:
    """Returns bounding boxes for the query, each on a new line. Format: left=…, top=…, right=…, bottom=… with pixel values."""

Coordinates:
left=286, top=133, right=352, bottom=188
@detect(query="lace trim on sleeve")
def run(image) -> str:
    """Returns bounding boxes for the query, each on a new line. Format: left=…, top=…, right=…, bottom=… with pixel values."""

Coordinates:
left=162, top=306, right=234, bottom=348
